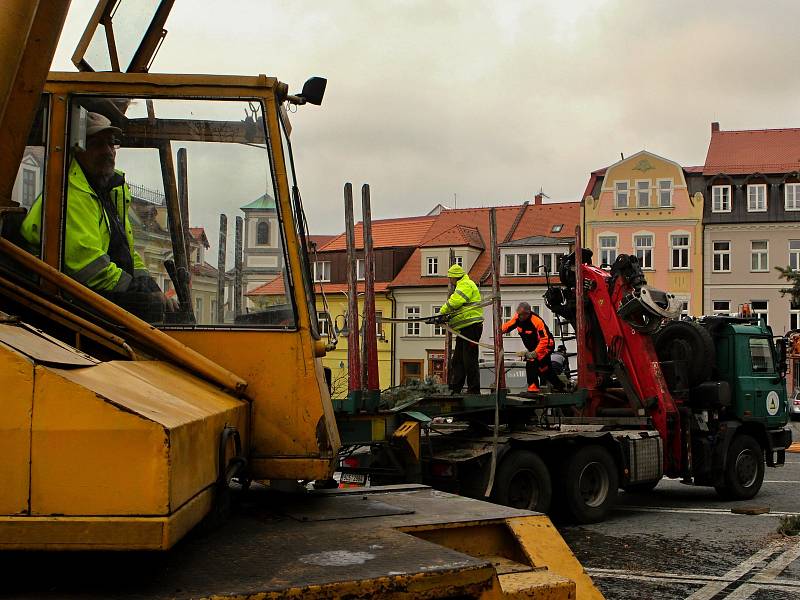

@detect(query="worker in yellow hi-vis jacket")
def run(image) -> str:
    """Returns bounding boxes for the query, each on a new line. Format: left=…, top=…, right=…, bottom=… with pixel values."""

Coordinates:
left=429, top=264, right=484, bottom=394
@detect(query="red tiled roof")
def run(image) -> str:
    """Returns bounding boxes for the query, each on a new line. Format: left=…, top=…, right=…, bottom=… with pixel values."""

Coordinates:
left=308, top=234, right=336, bottom=248
left=314, top=282, right=390, bottom=294
left=704, top=126, right=800, bottom=175
left=391, top=203, right=576, bottom=288
left=421, top=224, right=484, bottom=249
left=245, top=275, right=285, bottom=296
left=188, top=227, right=210, bottom=248
left=320, top=215, right=435, bottom=251
left=191, top=261, right=219, bottom=278
left=683, top=166, right=704, bottom=173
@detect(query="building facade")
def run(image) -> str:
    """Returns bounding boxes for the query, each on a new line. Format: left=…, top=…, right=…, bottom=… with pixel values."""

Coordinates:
left=582, top=150, right=704, bottom=316
left=685, top=123, right=800, bottom=336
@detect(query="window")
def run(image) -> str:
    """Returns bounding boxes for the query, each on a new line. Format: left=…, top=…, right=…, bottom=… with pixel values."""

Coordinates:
left=375, top=311, right=384, bottom=337
left=551, top=224, right=564, bottom=233
left=747, top=184, right=767, bottom=212
left=22, top=168, right=36, bottom=206
left=195, top=296, right=203, bottom=316
left=357, top=258, right=366, bottom=281
left=542, top=253, right=553, bottom=274
left=790, top=309, right=800, bottom=331
left=318, top=312, right=329, bottom=336
left=713, top=300, right=731, bottom=315
left=599, top=235, right=618, bottom=266
left=713, top=241, right=731, bottom=272
left=751, top=300, right=768, bottom=325
left=453, top=256, right=463, bottom=267
left=313, top=261, right=331, bottom=282
left=790, top=240, right=800, bottom=271
left=749, top=338, right=774, bottom=374
left=256, top=220, right=270, bottom=245
left=517, top=253, right=528, bottom=275
left=633, top=234, right=653, bottom=269
left=712, top=185, right=731, bottom=212
left=680, top=301, right=690, bottom=318
left=430, top=305, right=445, bottom=336
left=658, top=179, right=673, bottom=207
left=786, top=183, right=800, bottom=210
left=505, top=254, right=515, bottom=275
left=210, top=299, right=217, bottom=321
left=750, top=240, right=768, bottom=272
left=615, top=181, right=629, bottom=208
left=670, top=234, right=690, bottom=269
left=406, top=306, right=420, bottom=336
left=502, top=305, right=513, bottom=335
left=636, top=180, right=650, bottom=208
left=427, top=256, right=439, bottom=276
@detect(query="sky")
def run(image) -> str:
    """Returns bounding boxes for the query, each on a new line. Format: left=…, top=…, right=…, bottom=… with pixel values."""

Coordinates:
left=51, top=0, right=800, bottom=235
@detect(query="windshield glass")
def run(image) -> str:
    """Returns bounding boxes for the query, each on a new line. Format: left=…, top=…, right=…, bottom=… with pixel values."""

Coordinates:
left=60, top=95, right=296, bottom=329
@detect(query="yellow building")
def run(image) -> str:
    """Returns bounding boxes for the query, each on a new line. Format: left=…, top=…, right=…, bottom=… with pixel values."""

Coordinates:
left=581, top=150, right=705, bottom=315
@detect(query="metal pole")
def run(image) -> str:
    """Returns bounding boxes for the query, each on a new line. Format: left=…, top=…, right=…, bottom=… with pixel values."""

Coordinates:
left=344, top=183, right=361, bottom=393
left=443, top=248, right=456, bottom=385
left=489, top=208, right=506, bottom=391
left=575, top=225, right=588, bottom=389
left=234, top=216, right=243, bottom=318
left=216, top=214, right=227, bottom=323
left=361, top=184, right=380, bottom=394
left=177, top=147, right=192, bottom=266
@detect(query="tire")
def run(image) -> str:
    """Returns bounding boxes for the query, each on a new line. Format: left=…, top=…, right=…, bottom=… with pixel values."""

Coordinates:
left=714, top=434, right=765, bottom=500
left=561, top=445, right=619, bottom=524
left=492, top=450, right=552, bottom=513
left=654, top=320, right=715, bottom=388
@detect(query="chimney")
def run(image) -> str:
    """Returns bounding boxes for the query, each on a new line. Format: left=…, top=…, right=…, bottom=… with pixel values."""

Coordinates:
left=711, top=122, right=720, bottom=134
left=534, top=193, right=543, bottom=205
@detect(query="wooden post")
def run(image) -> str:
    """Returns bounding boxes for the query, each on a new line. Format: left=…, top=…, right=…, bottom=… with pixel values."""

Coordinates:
left=575, top=225, right=588, bottom=389
left=234, top=216, right=243, bottom=318
left=177, top=147, right=192, bottom=268
left=443, top=248, right=456, bottom=385
left=344, top=183, right=361, bottom=393
left=216, top=214, right=227, bottom=323
left=489, top=208, right=506, bottom=391
left=361, top=184, right=379, bottom=392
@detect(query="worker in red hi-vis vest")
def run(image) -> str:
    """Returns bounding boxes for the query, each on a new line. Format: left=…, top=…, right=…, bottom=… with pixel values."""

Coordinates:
left=501, top=301, right=564, bottom=393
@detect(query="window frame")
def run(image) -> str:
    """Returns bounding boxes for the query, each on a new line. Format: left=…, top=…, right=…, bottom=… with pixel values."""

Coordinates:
left=598, top=234, right=618, bottom=267
left=256, top=219, right=270, bottom=245
left=750, top=240, right=769, bottom=273
left=712, top=185, right=732, bottom=213
left=317, top=311, right=329, bottom=336
left=429, top=304, right=445, bottom=336
left=635, top=179, right=651, bottom=208
left=669, top=232, right=690, bottom=270
left=405, top=305, right=421, bottom=336
left=785, top=182, right=800, bottom=211
left=426, top=256, right=439, bottom=276
left=747, top=183, right=767, bottom=213
left=790, top=240, right=800, bottom=271
left=712, top=240, right=731, bottom=273
left=614, top=181, right=629, bottom=208
left=657, top=178, right=673, bottom=207
left=751, top=300, right=769, bottom=325
left=313, top=260, right=331, bottom=283
left=633, top=232, right=654, bottom=270
left=748, top=337, right=775, bottom=374
left=712, top=300, right=731, bottom=315
left=356, top=258, right=366, bottom=281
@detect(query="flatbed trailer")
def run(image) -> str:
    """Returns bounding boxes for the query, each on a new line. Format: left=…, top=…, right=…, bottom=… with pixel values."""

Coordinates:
left=3, top=485, right=599, bottom=599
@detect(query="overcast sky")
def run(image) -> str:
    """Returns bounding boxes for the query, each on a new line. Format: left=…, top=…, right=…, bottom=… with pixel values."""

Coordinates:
left=52, top=0, right=800, bottom=235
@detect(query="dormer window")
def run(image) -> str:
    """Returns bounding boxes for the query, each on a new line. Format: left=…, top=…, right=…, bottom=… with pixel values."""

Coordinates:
left=426, top=256, right=439, bottom=276
left=551, top=224, right=563, bottom=233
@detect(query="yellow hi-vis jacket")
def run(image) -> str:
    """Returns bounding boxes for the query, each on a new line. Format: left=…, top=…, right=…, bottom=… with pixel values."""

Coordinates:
left=20, top=158, right=148, bottom=293
left=439, top=273, right=484, bottom=331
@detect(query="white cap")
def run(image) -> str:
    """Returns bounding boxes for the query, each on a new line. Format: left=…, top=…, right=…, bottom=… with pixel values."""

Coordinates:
left=86, top=111, right=122, bottom=137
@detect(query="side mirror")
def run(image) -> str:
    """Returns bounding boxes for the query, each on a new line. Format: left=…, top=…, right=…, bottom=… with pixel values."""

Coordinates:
left=299, top=77, right=327, bottom=106
left=69, top=106, right=88, bottom=151
left=777, top=338, right=788, bottom=378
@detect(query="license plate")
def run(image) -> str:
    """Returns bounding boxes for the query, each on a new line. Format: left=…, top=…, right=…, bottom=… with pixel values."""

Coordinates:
left=339, top=472, right=366, bottom=485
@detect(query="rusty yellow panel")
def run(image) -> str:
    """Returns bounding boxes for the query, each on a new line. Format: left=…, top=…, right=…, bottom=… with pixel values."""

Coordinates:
left=169, top=330, right=339, bottom=481
left=31, top=366, right=169, bottom=516
left=507, top=516, right=603, bottom=600
left=107, top=361, right=247, bottom=510
left=0, top=487, right=213, bottom=550
left=495, top=570, right=575, bottom=599
left=0, top=343, right=33, bottom=515
left=392, top=420, right=420, bottom=461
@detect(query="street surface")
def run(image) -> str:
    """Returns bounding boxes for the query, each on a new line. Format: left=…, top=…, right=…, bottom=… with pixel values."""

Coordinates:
left=561, top=421, right=800, bottom=599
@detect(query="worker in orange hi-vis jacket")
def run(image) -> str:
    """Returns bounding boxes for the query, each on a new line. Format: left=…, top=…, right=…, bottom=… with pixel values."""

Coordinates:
left=501, top=301, right=564, bottom=393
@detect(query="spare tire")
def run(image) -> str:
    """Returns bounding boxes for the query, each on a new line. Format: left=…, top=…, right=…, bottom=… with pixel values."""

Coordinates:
left=654, top=320, right=715, bottom=387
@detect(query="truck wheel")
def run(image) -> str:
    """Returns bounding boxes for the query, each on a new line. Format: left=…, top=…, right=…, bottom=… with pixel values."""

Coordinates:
left=562, top=445, right=618, bottom=523
left=715, top=434, right=764, bottom=500
left=493, top=450, right=552, bottom=513
left=654, top=320, right=715, bottom=388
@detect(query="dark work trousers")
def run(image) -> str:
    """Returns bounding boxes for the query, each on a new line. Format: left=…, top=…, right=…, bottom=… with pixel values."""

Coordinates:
left=449, top=322, right=483, bottom=394
left=525, top=354, right=565, bottom=391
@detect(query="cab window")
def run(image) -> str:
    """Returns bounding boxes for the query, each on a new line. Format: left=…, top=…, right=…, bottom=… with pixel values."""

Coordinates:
left=52, top=95, right=295, bottom=329
left=749, top=338, right=775, bottom=374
